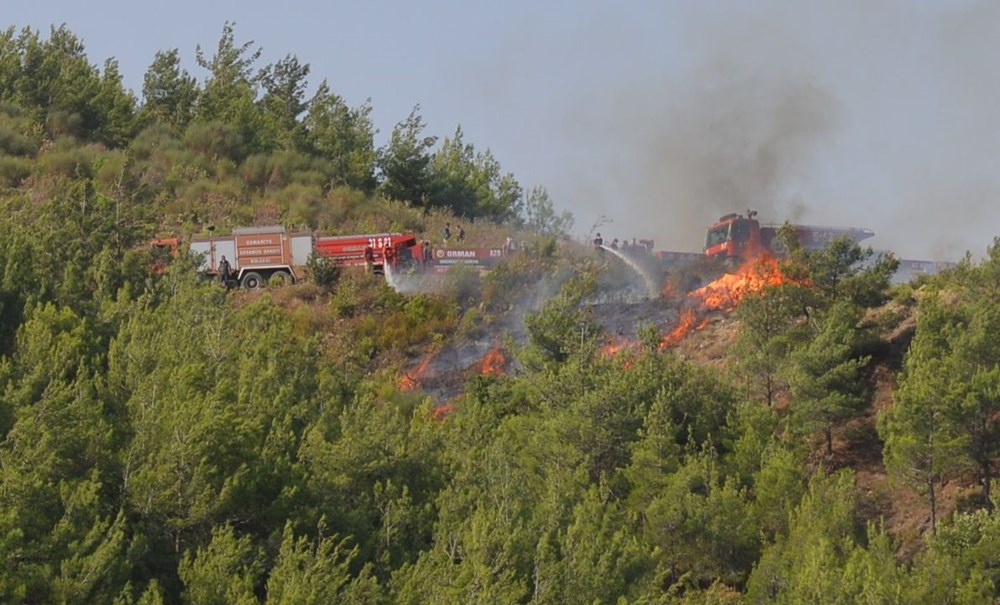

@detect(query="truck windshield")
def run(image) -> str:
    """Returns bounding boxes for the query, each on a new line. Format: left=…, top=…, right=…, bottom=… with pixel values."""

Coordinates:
left=730, top=220, right=750, bottom=240
left=706, top=225, right=730, bottom=248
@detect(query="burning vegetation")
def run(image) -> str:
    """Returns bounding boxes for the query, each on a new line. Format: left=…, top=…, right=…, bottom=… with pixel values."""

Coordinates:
left=476, top=345, right=507, bottom=376
left=399, top=353, right=435, bottom=390
left=689, top=256, right=793, bottom=311
left=596, top=254, right=796, bottom=359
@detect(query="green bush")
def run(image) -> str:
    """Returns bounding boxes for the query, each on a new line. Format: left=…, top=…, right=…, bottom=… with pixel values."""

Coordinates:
left=307, top=253, right=340, bottom=288
left=0, top=155, right=31, bottom=187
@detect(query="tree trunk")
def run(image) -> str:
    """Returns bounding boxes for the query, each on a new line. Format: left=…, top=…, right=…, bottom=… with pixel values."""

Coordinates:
left=983, top=459, right=993, bottom=510
left=928, top=477, right=937, bottom=535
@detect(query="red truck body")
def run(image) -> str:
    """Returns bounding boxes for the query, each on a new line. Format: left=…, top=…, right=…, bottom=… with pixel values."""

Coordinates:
left=704, top=212, right=875, bottom=262
left=431, top=247, right=505, bottom=266
left=409, top=247, right=506, bottom=274
left=314, top=233, right=420, bottom=274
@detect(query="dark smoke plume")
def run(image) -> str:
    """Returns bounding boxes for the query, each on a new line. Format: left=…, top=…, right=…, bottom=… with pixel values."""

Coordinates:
left=525, top=3, right=1000, bottom=261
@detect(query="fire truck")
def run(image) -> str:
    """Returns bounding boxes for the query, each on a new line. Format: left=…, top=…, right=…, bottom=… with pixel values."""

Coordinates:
left=704, top=210, right=876, bottom=262
left=189, top=227, right=432, bottom=287
left=190, top=226, right=314, bottom=288
left=644, top=211, right=954, bottom=282
left=178, top=226, right=509, bottom=288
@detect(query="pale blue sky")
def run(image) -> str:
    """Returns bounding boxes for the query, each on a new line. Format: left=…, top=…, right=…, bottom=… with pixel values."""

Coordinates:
left=7, top=1, right=1000, bottom=260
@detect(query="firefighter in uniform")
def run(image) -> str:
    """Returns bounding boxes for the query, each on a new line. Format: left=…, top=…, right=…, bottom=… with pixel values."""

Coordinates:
left=364, top=244, right=375, bottom=274
left=218, top=255, right=231, bottom=285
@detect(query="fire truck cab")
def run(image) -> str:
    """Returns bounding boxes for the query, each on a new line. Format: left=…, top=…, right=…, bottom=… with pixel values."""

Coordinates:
left=705, top=212, right=762, bottom=261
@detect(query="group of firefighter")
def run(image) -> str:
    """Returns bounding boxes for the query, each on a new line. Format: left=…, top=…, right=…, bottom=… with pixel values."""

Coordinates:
left=593, top=233, right=654, bottom=256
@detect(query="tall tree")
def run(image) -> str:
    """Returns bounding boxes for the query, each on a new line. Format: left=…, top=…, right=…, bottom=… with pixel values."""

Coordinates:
left=745, top=470, right=861, bottom=603
left=948, top=301, right=1000, bottom=507
left=194, top=21, right=264, bottom=153
left=792, top=235, right=899, bottom=310
left=787, top=301, right=870, bottom=456
left=431, top=126, right=523, bottom=221
left=304, top=81, right=377, bottom=192
left=522, top=186, right=573, bottom=238
left=429, top=126, right=480, bottom=216
left=264, top=522, right=364, bottom=604
left=377, top=106, right=437, bottom=209
left=12, top=25, right=134, bottom=144
left=140, top=49, right=199, bottom=130
left=733, top=279, right=809, bottom=407
left=92, top=58, right=138, bottom=146
left=178, top=525, right=262, bottom=605
left=0, top=27, right=23, bottom=105
left=259, top=54, right=310, bottom=151
left=0, top=303, right=125, bottom=602
left=879, top=299, right=967, bottom=534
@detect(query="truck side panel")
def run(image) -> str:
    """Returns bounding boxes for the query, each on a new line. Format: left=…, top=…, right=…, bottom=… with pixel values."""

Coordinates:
left=290, top=234, right=313, bottom=267
left=432, top=247, right=505, bottom=266
left=235, top=231, right=291, bottom=269
left=190, top=238, right=237, bottom=273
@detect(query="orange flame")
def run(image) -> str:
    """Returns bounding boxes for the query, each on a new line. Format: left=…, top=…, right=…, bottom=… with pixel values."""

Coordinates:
left=690, top=256, right=788, bottom=311
left=400, top=354, right=434, bottom=390
left=477, top=345, right=506, bottom=376
left=659, top=308, right=698, bottom=350
left=432, top=401, right=454, bottom=421
left=598, top=337, right=634, bottom=357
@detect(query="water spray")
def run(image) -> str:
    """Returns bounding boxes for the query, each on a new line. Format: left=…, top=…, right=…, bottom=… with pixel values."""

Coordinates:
left=601, top=246, right=659, bottom=299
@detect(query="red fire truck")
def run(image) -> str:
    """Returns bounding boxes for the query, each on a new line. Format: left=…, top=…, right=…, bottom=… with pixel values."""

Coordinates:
left=704, top=211, right=875, bottom=262
left=166, top=226, right=510, bottom=287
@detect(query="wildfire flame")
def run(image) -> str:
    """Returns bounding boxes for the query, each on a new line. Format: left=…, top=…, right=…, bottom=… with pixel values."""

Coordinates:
left=399, top=354, right=434, bottom=390
left=652, top=256, right=792, bottom=349
left=599, top=337, right=635, bottom=358
left=659, top=308, right=698, bottom=350
left=690, top=256, right=788, bottom=311
left=477, top=345, right=506, bottom=376
left=432, top=401, right=454, bottom=421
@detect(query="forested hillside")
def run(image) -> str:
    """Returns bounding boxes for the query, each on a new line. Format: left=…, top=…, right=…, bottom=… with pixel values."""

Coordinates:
left=2, top=23, right=1000, bottom=604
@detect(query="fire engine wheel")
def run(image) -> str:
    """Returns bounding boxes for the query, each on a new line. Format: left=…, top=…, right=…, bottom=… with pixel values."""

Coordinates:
left=269, top=270, right=292, bottom=286
left=241, top=272, right=264, bottom=289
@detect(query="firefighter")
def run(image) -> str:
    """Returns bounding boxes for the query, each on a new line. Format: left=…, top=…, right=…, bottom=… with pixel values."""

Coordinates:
left=593, top=233, right=604, bottom=255
left=364, top=244, right=375, bottom=273
left=217, top=255, right=231, bottom=285
left=457, top=224, right=465, bottom=242
left=443, top=223, right=451, bottom=245
left=383, top=243, right=395, bottom=269
left=422, top=240, right=433, bottom=268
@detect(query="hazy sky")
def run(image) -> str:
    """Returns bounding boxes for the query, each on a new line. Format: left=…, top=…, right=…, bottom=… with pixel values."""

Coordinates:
left=7, top=1, right=1000, bottom=260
